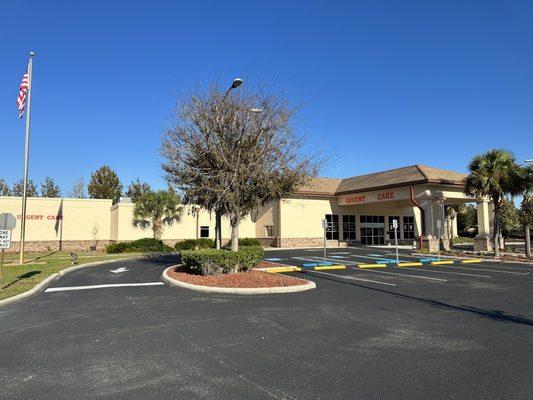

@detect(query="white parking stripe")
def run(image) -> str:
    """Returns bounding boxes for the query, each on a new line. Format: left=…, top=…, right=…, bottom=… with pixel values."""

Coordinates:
left=309, top=270, right=397, bottom=286
left=356, top=268, right=448, bottom=282
left=45, top=282, right=165, bottom=292
left=409, top=268, right=491, bottom=278
left=291, top=256, right=359, bottom=265
left=439, top=266, right=529, bottom=275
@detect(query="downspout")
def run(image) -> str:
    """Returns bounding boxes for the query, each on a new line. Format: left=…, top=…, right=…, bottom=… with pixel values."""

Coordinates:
left=410, top=185, right=425, bottom=249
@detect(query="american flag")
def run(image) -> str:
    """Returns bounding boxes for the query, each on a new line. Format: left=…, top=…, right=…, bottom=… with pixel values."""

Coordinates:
left=17, top=72, right=29, bottom=119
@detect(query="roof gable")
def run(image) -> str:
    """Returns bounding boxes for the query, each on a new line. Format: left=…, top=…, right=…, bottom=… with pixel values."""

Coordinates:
left=296, top=165, right=467, bottom=196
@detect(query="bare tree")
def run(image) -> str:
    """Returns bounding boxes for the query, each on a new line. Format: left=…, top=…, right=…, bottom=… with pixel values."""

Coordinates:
left=69, top=177, right=86, bottom=198
left=162, top=82, right=321, bottom=251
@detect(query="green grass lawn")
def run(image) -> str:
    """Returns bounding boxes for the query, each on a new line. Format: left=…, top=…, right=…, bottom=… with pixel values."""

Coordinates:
left=0, top=251, right=147, bottom=301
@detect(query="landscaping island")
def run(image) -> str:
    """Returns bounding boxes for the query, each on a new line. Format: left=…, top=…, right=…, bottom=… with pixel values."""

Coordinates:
left=163, top=238, right=315, bottom=294
left=163, top=266, right=315, bottom=294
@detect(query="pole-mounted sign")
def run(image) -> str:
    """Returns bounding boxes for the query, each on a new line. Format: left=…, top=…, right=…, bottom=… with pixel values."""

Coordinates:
left=0, top=213, right=17, bottom=290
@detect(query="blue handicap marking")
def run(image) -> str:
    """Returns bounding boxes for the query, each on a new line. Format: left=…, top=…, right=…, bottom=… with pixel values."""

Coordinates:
left=302, top=261, right=333, bottom=268
left=329, top=255, right=347, bottom=259
left=376, top=258, right=407, bottom=264
left=265, top=258, right=282, bottom=262
left=420, top=257, right=440, bottom=263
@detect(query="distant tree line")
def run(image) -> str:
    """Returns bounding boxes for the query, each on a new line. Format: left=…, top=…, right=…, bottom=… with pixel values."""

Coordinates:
left=0, top=165, right=153, bottom=205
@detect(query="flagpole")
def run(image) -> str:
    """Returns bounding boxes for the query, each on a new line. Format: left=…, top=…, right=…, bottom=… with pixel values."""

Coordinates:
left=19, top=51, right=35, bottom=265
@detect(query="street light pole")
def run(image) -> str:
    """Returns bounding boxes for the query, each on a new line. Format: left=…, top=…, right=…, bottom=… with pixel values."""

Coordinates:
left=214, top=78, right=243, bottom=250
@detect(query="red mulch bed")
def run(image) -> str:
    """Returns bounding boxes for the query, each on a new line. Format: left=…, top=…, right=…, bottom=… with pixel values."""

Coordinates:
left=168, top=266, right=309, bottom=288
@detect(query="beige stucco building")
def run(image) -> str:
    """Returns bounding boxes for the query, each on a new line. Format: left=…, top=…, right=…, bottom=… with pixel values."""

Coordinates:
left=0, top=165, right=495, bottom=253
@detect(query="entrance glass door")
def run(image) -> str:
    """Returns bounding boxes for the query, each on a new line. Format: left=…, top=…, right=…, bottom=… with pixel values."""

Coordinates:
left=360, top=216, right=385, bottom=245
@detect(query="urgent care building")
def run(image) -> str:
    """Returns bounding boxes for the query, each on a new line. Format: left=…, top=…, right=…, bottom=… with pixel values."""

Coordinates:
left=0, top=165, right=496, bottom=253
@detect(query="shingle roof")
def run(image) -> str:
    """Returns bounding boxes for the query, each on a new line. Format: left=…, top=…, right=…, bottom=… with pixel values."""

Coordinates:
left=297, top=165, right=467, bottom=196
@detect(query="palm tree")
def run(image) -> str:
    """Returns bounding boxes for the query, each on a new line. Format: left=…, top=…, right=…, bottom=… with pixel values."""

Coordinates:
left=517, top=164, right=533, bottom=258
left=464, top=149, right=521, bottom=257
left=133, top=190, right=183, bottom=239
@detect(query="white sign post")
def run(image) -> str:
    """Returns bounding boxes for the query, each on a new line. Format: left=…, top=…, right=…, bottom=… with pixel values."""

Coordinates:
left=436, top=219, right=442, bottom=261
left=0, top=230, right=12, bottom=290
left=0, top=213, right=17, bottom=290
left=393, top=219, right=399, bottom=266
left=321, top=218, right=327, bottom=260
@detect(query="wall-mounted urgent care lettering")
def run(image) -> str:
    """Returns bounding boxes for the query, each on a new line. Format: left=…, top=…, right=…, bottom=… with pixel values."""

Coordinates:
left=16, top=214, right=64, bottom=221
left=337, top=187, right=409, bottom=206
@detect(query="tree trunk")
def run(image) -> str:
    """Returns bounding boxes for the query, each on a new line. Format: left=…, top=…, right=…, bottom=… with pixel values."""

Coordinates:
left=493, top=205, right=500, bottom=258
left=230, top=217, right=239, bottom=252
left=215, top=210, right=222, bottom=250
left=526, top=224, right=531, bottom=258
left=153, top=218, right=163, bottom=240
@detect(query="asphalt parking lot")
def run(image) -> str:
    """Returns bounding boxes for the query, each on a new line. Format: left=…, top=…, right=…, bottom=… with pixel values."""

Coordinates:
left=0, top=249, right=532, bottom=399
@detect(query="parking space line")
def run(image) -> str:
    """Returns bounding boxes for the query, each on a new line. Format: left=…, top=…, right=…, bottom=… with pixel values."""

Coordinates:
left=45, top=282, right=165, bottom=292
left=292, top=256, right=359, bottom=266
left=356, top=268, right=448, bottom=282
left=308, top=270, right=397, bottom=286
left=408, top=268, right=491, bottom=278
left=440, top=266, right=529, bottom=275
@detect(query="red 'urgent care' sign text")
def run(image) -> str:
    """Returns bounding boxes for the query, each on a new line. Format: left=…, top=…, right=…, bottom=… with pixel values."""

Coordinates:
left=345, top=195, right=366, bottom=204
left=17, top=214, right=64, bottom=220
left=377, top=192, right=394, bottom=200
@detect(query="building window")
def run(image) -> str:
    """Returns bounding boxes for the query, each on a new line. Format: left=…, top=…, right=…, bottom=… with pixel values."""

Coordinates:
left=342, top=215, right=356, bottom=240
left=388, top=216, right=400, bottom=240
left=325, top=214, right=339, bottom=240
left=265, top=225, right=275, bottom=238
left=403, top=216, right=415, bottom=239
left=200, top=226, right=209, bottom=238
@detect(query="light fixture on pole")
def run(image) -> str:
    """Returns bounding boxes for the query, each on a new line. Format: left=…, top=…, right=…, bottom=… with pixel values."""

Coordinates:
left=222, top=78, right=243, bottom=101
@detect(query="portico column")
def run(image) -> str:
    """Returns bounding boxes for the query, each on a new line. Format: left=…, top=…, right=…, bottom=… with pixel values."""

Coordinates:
left=475, top=200, right=493, bottom=252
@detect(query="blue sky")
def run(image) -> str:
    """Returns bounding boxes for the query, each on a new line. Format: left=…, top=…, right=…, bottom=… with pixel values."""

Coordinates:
left=1, top=0, right=532, bottom=194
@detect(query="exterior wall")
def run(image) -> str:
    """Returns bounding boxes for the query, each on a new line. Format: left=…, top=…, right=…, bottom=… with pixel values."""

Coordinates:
left=0, top=196, right=111, bottom=252
left=0, top=181, right=481, bottom=251
left=109, top=203, right=255, bottom=245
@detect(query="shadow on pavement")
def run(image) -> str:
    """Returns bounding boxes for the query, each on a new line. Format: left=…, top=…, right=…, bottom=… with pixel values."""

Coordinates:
left=306, top=271, right=533, bottom=327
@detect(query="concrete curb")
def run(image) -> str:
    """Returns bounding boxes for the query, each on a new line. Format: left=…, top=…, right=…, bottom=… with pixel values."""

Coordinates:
left=162, top=266, right=316, bottom=295
left=0, top=253, right=173, bottom=309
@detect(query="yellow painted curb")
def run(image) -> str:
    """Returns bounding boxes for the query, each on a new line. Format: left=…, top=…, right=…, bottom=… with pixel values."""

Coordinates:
left=430, top=260, right=454, bottom=265
left=313, top=265, right=346, bottom=271
left=264, top=267, right=302, bottom=273
left=397, top=262, right=423, bottom=267
left=461, top=259, right=482, bottom=264
left=358, top=264, right=387, bottom=269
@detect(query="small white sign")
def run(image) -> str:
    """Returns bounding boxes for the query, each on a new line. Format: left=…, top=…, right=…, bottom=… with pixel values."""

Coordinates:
left=392, top=219, right=398, bottom=229
left=321, top=219, right=327, bottom=229
left=437, top=220, right=442, bottom=229
left=0, top=230, right=12, bottom=249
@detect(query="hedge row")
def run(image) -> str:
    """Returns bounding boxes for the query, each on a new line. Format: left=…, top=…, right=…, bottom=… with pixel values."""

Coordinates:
left=181, top=246, right=265, bottom=275
left=173, top=237, right=262, bottom=251
left=106, top=238, right=173, bottom=253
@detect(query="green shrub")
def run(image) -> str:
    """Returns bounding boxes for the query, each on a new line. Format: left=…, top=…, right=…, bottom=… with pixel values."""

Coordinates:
left=174, top=238, right=215, bottom=251
left=106, top=238, right=172, bottom=253
left=106, top=242, right=129, bottom=253
left=238, top=238, right=262, bottom=247
left=181, top=246, right=264, bottom=275
left=452, top=236, right=474, bottom=244
left=222, top=237, right=263, bottom=249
